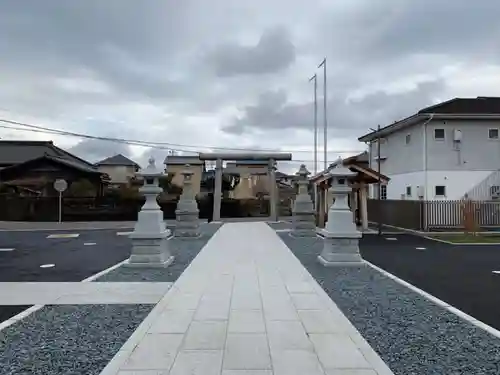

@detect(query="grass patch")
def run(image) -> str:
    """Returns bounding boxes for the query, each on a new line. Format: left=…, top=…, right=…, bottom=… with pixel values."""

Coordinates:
left=432, top=234, right=500, bottom=244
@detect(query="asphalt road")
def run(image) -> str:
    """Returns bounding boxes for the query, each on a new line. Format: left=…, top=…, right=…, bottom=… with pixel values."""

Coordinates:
left=360, top=234, right=500, bottom=331
left=0, top=229, right=132, bottom=282
left=0, top=229, right=134, bottom=323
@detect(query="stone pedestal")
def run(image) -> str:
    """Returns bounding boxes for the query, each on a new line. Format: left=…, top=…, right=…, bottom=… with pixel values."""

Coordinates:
left=318, top=159, right=364, bottom=266
left=291, top=164, right=316, bottom=237
left=175, top=165, right=201, bottom=237
left=124, top=157, right=174, bottom=268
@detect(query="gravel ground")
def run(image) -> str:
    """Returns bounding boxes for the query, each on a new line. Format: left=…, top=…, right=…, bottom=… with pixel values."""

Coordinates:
left=0, top=223, right=223, bottom=375
left=278, top=233, right=500, bottom=375
left=0, top=304, right=154, bottom=375
left=96, top=222, right=222, bottom=282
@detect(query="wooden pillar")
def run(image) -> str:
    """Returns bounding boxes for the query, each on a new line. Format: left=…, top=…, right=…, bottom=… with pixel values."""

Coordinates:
left=318, top=183, right=325, bottom=228
left=359, top=182, right=368, bottom=230
left=213, top=158, right=223, bottom=221
left=351, top=189, right=357, bottom=223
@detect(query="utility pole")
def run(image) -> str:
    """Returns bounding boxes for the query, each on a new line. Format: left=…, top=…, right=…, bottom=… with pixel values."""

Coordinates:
left=318, top=58, right=327, bottom=170
left=369, top=125, right=383, bottom=235
left=309, top=74, right=318, bottom=215
left=376, top=124, right=382, bottom=235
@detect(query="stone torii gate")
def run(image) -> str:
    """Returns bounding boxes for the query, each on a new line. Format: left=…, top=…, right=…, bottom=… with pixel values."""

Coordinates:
left=198, top=153, right=292, bottom=222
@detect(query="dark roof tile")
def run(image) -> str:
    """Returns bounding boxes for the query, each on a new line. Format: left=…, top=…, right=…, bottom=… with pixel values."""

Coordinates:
left=0, top=140, right=96, bottom=169
left=96, top=153, right=139, bottom=167
left=419, top=97, right=500, bottom=114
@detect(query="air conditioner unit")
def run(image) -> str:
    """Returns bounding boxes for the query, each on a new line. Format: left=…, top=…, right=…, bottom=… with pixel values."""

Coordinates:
left=453, top=129, right=462, bottom=142
left=417, top=185, right=425, bottom=198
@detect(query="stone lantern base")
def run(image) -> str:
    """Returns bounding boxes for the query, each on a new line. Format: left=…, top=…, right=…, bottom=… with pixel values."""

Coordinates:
left=317, top=229, right=364, bottom=266
left=125, top=232, right=174, bottom=268
left=291, top=164, right=316, bottom=237
left=291, top=213, right=316, bottom=237
left=175, top=210, right=201, bottom=237
left=124, top=209, right=174, bottom=268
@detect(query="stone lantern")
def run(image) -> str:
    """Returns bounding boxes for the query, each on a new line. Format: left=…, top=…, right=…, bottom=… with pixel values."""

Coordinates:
left=291, top=164, right=316, bottom=237
left=124, top=157, right=174, bottom=268
left=175, top=164, right=200, bottom=237
left=317, top=159, right=364, bottom=266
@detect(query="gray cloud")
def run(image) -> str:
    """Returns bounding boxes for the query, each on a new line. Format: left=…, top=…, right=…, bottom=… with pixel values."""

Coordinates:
left=316, top=0, right=500, bottom=66
left=224, top=79, right=445, bottom=138
left=2, top=0, right=500, bottom=168
left=68, top=140, right=133, bottom=164
left=208, top=27, right=296, bottom=77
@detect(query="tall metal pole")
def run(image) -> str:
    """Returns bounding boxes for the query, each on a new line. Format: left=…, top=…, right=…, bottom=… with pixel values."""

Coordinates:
left=377, top=124, right=382, bottom=235
left=309, top=74, right=318, bottom=174
left=309, top=74, right=318, bottom=216
left=318, top=58, right=327, bottom=170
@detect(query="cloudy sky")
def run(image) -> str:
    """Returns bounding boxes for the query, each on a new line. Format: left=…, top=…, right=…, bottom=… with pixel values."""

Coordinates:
left=1, top=0, right=500, bottom=172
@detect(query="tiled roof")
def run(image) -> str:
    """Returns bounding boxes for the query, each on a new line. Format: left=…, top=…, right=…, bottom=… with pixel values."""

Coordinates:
left=0, top=140, right=96, bottom=169
left=0, top=154, right=103, bottom=180
left=96, top=153, right=139, bottom=167
left=164, top=155, right=204, bottom=165
left=359, top=97, right=500, bottom=142
left=419, top=97, right=500, bottom=114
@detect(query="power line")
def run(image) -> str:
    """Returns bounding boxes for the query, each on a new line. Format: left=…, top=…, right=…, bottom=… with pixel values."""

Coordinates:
left=0, top=120, right=363, bottom=164
left=0, top=118, right=364, bottom=155
left=0, top=123, right=350, bottom=164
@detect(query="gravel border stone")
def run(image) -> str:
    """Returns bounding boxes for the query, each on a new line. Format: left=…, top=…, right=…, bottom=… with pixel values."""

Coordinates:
left=0, top=304, right=154, bottom=375
left=278, top=233, right=500, bottom=375
left=266, top=220, right=292, bottom=231
left=95, top=222, right=222, bottom=282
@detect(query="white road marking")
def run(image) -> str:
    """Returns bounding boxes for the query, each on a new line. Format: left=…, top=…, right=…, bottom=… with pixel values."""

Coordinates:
left=386, top=237, right=398, bottom=241
left=416, top=247, right=426, bottom=250
left=0, top=248, right=15, bottom=252
left=493, top=271, right=500, bottom=274
left=40, top=264, right=55, bottom=268
left=84, top=242, right=97, bottom=246
left=47, top=233, right=80, bottom=239
left=116, top=231, right=133, bottom=236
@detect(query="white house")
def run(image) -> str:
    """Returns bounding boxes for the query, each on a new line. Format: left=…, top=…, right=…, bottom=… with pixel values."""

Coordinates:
left=358, top=96, right=500, bottom=201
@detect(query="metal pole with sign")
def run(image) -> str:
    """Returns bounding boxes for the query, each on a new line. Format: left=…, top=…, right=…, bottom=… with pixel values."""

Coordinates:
left=53, top=179, right=68, bottom=223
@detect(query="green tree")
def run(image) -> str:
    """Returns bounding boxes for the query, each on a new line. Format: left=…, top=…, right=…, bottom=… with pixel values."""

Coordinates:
left=67, top=179, right=96, bottom=197
left=159, top=174, right=182, bottom=194
left=202, top=173, right=240, bottom=194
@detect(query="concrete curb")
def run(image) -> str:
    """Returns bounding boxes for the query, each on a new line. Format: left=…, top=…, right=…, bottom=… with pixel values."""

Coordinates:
left=366, top=261, right=500, bottom=340
left=0, top=258, right=130, bottom=332
left=368, top=221, right=500, bottom=245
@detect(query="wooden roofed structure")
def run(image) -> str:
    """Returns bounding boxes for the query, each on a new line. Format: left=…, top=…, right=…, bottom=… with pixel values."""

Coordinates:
left=309, top=151, right=390, bottom=230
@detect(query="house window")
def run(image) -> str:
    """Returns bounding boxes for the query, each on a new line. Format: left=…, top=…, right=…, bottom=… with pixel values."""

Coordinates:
left=380, top=185, right=387, bottom=200
left=435, top=185, right=446, bottom=197
left=488, top=128, right=499, bottom=140
left=434, top=128, right=445, bottom=140
left=405, top=134, right=411, bottom=145
left=490, top=185, right=500, bottom=196
left=406, top=186, right=412, bottom=197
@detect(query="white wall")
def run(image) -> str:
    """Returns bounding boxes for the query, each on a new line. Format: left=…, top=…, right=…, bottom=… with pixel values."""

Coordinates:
left=374, top=170, right=493, bottom=200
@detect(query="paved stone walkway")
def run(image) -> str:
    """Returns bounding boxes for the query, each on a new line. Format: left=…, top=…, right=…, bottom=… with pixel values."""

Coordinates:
left=100, top=222, right=394, bottom=375
left=0, top=282, right=172, bottom=305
